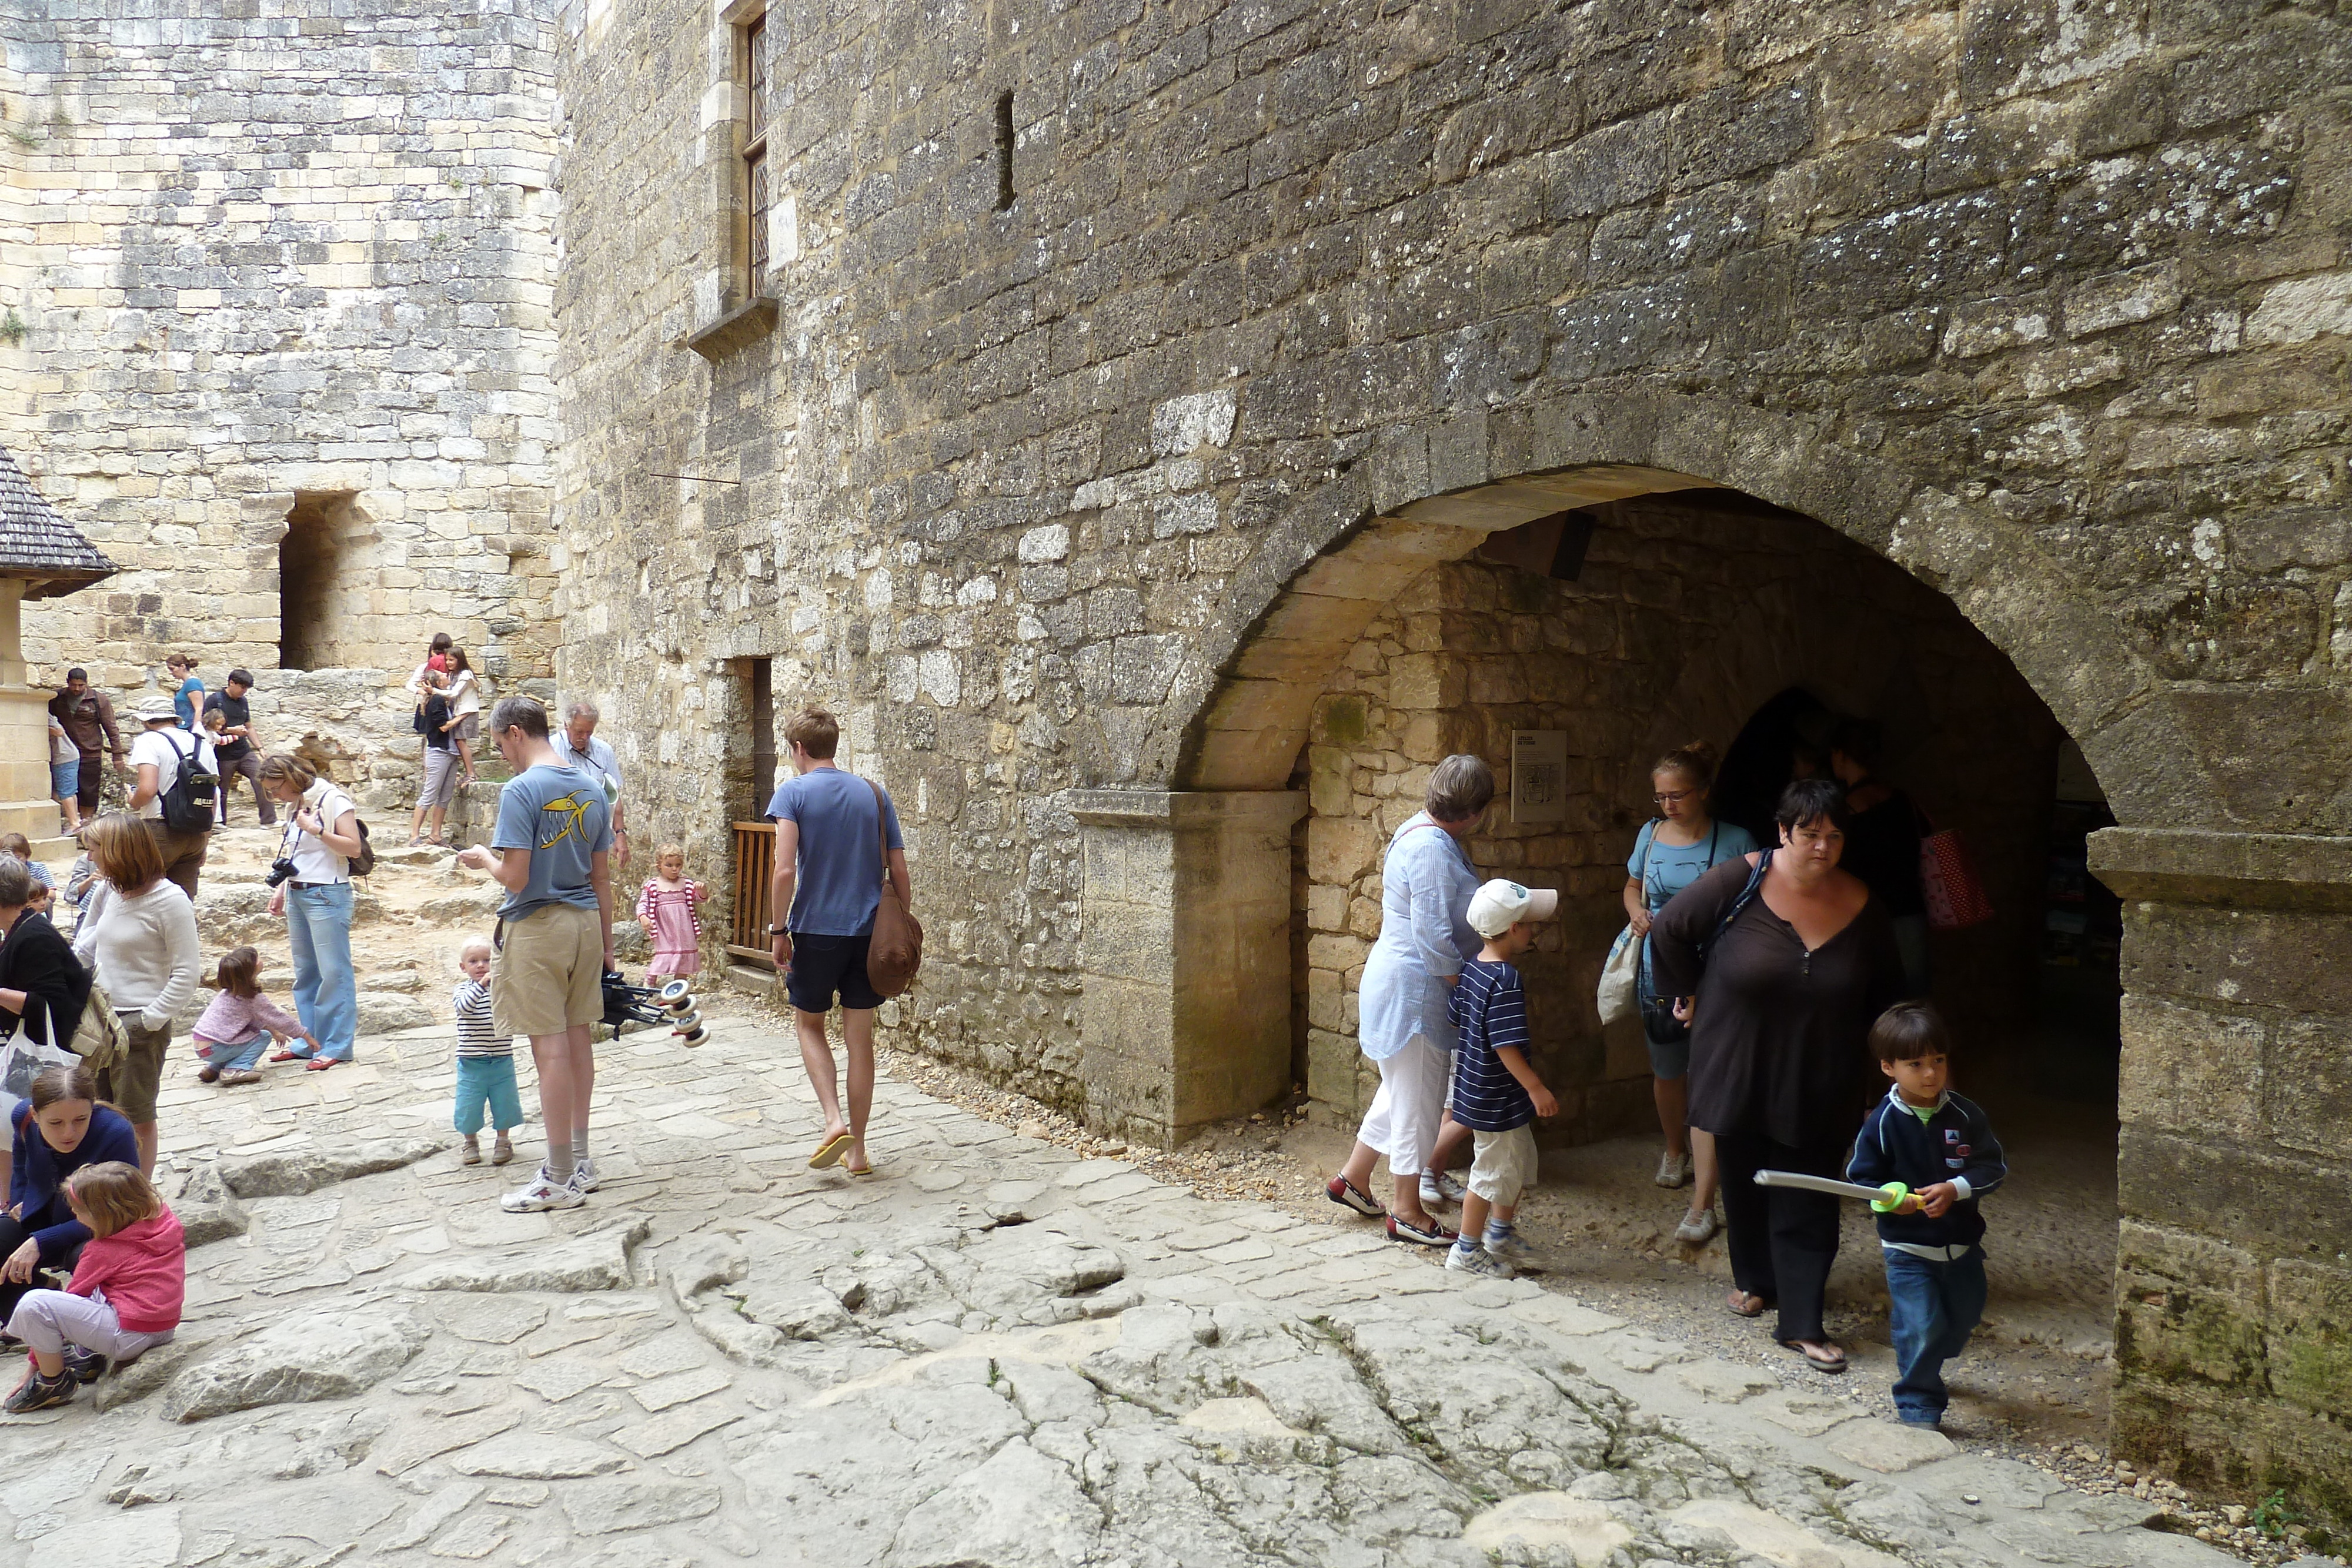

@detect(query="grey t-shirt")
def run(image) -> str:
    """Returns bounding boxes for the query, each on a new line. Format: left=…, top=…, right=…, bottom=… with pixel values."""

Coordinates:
left=492, top=762, right=614, bottom=921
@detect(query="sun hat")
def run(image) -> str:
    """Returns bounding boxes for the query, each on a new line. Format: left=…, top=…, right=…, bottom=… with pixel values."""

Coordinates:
left=1466, top=878, right=1561, bottom=938
left=132, top=700, right=181, bottom=724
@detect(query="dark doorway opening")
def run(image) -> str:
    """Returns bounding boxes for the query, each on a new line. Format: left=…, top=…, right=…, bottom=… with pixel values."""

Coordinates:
left=279, top=491, right=358, bottom=671
left=747, top=655, right=776, bottom=819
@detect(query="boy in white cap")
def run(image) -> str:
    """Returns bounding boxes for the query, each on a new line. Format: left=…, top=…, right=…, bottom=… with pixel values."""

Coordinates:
left=1445, top=878, right=1561, bottom=1278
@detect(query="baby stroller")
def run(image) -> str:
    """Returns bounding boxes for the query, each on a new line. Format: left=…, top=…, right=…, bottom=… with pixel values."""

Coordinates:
left=599, top=971, right=709, bottom=1047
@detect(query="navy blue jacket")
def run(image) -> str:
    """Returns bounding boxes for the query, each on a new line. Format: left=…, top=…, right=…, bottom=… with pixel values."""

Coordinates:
left=9, top=1099, right=141, bottom=1262
left=1845, top=1087, right=2006, bottom=1251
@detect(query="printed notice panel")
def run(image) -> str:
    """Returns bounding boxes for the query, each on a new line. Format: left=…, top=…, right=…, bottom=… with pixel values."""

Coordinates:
left=1511, top=730, right=1568, bottom=824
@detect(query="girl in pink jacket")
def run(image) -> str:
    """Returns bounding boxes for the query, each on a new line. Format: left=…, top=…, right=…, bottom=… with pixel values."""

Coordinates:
left=4, top=1161, right=182, bottom=1412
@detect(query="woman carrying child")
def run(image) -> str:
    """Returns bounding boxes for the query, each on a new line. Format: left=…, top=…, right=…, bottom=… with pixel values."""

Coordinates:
left=3, top=1158, right=182, bottom=1412
left=0, top=1065, right=141, bottom=1329
left=409, top=670, right=463, bottom=848
left=637, top=843, right=708, bottom=979
left=191, top=947, right=316, bottom=1086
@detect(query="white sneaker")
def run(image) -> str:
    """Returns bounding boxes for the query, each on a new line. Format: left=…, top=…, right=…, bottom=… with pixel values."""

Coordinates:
left=502, top=1166, right=584, bottom=1213
left=1445, top=1243, right=1512, bottom=1279
left=1419, top=1170, right=1467, bottom=1208
left=570, top=1156, right=599, bottom=1193
left=1655, top=1150, right=1692, bottom=1189
left=1483, top=1231, right=1544, bottom=1273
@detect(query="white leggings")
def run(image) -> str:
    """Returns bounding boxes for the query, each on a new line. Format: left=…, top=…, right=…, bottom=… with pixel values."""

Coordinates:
left=6, top=1288, right=174, bottom=1363
left=1355, top=1035, right=1451, bottom=1178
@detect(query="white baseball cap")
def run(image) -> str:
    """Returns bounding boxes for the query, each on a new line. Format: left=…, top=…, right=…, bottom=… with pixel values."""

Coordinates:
left=1466, top=878, right=1561, bottom=938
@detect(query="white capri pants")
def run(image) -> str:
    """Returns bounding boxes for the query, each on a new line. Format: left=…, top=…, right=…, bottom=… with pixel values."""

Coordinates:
left=1354, top=1034, right=1451, bottom=1179
left=6, top=1288, right=175, bottom=1364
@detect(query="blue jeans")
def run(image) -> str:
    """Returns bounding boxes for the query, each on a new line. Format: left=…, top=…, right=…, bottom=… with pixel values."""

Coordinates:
left=454, top=1055, right=523, bottom=1135
left=196, top=1030, right=271, bottom=1073
left=1885, top=1246, right=1987, bottom=1423
left=284, top=882, right=358, bottom=1062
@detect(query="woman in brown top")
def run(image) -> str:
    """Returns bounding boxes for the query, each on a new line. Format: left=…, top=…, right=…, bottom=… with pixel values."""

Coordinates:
left=1649, top=777, right=1906, bottom=1373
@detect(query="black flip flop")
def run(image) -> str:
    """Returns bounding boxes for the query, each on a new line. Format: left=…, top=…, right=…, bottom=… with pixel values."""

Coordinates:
left=1726, top=1290, right=1768, bottom=1318
left=1779, top=1339, right=1848, bottom=1373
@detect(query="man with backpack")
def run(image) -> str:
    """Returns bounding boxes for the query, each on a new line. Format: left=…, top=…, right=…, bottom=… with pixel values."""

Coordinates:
left=126, top=701, right=216, bottom=900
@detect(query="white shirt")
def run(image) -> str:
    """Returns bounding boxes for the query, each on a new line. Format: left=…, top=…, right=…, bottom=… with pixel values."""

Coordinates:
left=281, top=778, right=358, bottom=884
left=129, top=726, right=212, bottom=823
left=72, top=878, right=201, bottom=1029
left=446, top=667, right=481, bottom=716
left=1356, top=813, right=1484, bottom=1061
left=552, top=732, right=622, bottom=810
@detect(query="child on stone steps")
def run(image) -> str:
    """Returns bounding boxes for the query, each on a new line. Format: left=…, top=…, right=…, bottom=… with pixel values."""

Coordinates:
left=4, top=1161, right=183, bottom=1412
left=192, top=945, right=315, bottom=1086
left=452, top=936, right=520, bottom=1166
left=1444, top=878, right=1561, bottom=1280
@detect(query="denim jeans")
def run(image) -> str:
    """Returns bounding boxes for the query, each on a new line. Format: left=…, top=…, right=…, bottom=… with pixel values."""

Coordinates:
left=1885, top=1246, right=1988, bottom=1423
left=284, top=881, right=357, bottom=1061
left=196, top=1029, right=272, bottom=1073
left=455, top=1055, right=523, bottom=1135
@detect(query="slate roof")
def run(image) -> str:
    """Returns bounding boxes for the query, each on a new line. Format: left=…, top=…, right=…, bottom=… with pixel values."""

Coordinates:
left=0, top=443, right=115, bottom=598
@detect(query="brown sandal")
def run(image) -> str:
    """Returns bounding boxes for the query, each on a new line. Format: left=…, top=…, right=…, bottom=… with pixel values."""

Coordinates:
left=1779, top=1339, right=1848, bottom=1373
left=1726, top=1290, right=1768, bottom=1318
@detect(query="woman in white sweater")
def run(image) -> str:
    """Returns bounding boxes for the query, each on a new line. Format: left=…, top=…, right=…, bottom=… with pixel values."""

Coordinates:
left=69, top=814, right=200, bottom=1174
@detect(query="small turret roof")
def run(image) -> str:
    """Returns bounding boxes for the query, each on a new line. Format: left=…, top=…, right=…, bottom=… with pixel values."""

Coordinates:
left=0, top=444, right=115, bottom=597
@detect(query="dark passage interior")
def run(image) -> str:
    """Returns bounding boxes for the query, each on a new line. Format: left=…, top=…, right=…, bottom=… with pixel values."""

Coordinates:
left=279, top=490, right=358, bottom=672
left=1286, top=486, right=2125, bottom=1425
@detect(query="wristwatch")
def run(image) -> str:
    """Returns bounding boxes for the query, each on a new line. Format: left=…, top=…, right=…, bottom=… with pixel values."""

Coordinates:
left=766, top=925, right=788, bottom=936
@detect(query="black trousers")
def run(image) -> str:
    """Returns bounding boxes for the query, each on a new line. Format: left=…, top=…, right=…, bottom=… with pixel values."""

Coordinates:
left=1715, top=1131, right=1844, bottom=1344
left=0, top=1211, right=72, bottom=1330
left=218, top=753, right=277, bottom=825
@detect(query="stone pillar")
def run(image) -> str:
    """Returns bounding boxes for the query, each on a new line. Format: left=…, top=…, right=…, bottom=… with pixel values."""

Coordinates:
left=1070, top=789, right=1308, bottom=1148
left=0, top=581, right=64, bottom=851
left=2090, top=827, right=2352, bottom=1520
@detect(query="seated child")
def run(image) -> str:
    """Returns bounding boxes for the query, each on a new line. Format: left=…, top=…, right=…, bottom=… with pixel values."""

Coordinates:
left=191, top=946, right=316, bottom=1085
left=0, top=833, right=55, bottom=907
left=452, top=937, right=520, bottom=1166
left=4, top=1160, right=183, bottom=1411
left=636, top=842, right=709, bottom=979
left=1444, top=878, right=1561, bottom=1279
left=1845, top=1001, right=2008, bottom=1429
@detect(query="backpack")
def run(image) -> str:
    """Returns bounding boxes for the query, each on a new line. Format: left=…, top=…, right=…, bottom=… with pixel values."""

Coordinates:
left=863, top=778, right=922, bottom=998
left=292, top=785, right=376, bottom=878
left=156, top=730, right=218, bottom=834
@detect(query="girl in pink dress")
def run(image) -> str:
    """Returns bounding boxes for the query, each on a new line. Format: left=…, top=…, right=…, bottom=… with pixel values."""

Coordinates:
left=636, top=844, right=708, bottom=978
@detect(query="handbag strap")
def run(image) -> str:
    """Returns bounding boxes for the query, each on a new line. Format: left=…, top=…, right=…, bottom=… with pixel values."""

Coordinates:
left=1703, top=850, right=1773, bottom=959
left=867, top=777, right=891, bottom=888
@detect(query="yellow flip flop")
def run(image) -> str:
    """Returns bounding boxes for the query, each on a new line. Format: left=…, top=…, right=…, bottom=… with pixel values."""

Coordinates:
left=808, top=1132, right=853, bottom=1169
left=844, top=1162, right=876, bottom=1178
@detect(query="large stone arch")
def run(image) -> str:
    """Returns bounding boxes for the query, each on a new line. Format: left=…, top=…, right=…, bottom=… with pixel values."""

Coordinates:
left=1157, top=393, right=2212, bottom=827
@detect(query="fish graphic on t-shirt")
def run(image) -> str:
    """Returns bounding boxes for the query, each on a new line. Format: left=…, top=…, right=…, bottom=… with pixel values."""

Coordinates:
left=537, top=791, right=596, bottom=851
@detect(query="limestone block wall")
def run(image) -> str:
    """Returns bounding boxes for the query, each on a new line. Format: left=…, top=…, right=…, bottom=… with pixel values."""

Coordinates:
left=0, top=0, right=563, bottom=784
left=1295, top=494, right=2062, bottom=1141
left=555, top=0, right=2352, bottom=1506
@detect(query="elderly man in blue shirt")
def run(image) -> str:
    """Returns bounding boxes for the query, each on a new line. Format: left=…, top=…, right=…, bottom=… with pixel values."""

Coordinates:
left=1324, top=754, right=1494, bottom=1246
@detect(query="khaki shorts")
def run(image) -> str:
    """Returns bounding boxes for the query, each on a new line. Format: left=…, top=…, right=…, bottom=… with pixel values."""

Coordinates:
left=102, top=1020, right=169, bottom=1126
left=492, top=903, right=604, bottom=1038
left=1468, top=1124, right=1539, bottom=1209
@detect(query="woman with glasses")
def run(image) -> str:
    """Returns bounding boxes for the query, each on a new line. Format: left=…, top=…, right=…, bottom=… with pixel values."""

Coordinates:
left=1622, top=741, right=1755, bottom=1244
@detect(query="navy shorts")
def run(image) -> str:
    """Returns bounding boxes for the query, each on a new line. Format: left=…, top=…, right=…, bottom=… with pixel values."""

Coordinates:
left=785, top=931, right=881, bottom=1013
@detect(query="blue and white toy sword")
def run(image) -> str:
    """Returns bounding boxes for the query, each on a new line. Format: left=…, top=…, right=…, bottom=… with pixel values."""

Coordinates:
left=1753, top=1169, right=1913, bottom=1212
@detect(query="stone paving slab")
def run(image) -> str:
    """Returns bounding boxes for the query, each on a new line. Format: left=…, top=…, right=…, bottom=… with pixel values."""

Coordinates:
left=0, top=1006, right=2243, bottom=1568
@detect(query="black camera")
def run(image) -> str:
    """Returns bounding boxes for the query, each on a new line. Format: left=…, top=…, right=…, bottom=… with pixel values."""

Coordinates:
left=265, top=857, right=298, bottom=888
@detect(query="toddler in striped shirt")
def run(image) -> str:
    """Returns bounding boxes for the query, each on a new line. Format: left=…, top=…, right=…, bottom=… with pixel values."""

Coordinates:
left=1444, top=879, right=1561, bottom=1279
left=452, top=935, right=520, bottom=1166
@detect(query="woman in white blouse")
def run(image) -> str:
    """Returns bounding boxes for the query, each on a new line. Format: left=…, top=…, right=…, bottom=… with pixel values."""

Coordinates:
left=257, top=754, right=363, bottom=1069
left=69, top=814, right=200, bottom=1172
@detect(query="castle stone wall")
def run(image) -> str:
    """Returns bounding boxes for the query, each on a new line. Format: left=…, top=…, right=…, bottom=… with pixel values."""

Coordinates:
left=0, top=0, right=563, bottom=790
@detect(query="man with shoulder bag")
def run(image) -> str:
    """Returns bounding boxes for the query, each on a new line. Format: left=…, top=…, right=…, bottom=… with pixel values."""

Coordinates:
left=766, top=707, right=916, bottom=1180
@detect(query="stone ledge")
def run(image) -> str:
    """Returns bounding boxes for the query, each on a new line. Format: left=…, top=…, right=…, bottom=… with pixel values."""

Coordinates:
left=2089, top=828, right=2352, bottom=912
left=1067, top=788, right=1307, bottom=830
left=684, top=297, right=777, bottom=362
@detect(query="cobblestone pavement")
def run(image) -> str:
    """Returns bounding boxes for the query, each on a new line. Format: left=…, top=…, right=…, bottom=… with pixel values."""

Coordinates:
left=0, top=1001, right=2245, bottom=1568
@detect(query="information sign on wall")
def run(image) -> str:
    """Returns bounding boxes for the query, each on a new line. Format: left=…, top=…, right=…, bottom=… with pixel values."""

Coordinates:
left=1511, top=730, right=1569, bottom=825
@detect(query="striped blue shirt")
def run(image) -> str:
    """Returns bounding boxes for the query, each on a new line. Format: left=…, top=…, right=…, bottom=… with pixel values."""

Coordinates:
left=1446, top=958, right=1535, bottom=1132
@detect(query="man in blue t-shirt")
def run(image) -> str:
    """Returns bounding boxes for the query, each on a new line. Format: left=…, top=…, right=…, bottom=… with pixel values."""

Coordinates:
left=457, top=696, right=614, bottom=1213
left=766, top=706, right=910, bottom=1177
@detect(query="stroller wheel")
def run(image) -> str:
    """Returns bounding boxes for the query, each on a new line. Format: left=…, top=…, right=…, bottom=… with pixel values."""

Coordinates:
left=656, top=979, right=693, bottom=1008
left=677, top=1024, right=708, bottom=1048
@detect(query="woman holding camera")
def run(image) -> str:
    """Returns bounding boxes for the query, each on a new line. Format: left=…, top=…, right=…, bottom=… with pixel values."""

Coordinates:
left=258, top=756, right=361, bottom=1070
